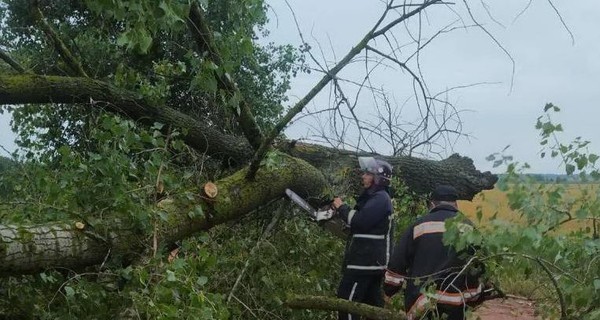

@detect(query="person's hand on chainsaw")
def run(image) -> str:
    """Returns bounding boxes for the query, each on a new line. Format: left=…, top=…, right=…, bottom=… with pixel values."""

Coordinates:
left=332, top=197, right=352, bottom=220
left=332, top=197, right=344, bottom=209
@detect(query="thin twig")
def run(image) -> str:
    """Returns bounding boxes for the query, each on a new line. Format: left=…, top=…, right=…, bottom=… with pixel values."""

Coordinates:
left=32, top=5, right=88, bottom=77
left=545, top=0, right=575, bottom=45
left=0, top=49, right=26, bottom=73
left=227, top=207, right=284, bottom=303
left=480, top=0, right=506, bottom=29
left=245, top=1, right=441, bottom=180
left=512, top=0, right=534, bottom=24
left=535, top=257, right=567, bottom=319
left=230, top=294, right=261, bottom=319
left=461, top=0, right=515, bottom=92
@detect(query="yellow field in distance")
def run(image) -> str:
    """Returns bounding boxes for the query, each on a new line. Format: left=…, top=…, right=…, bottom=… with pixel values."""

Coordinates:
left=458, top=184, right=598, bottom=232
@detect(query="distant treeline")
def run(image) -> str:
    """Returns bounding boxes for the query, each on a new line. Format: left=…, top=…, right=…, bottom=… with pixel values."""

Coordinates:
left=498, top=173, right=599, bottom=184
left=0, top=156, right=14, bottom=173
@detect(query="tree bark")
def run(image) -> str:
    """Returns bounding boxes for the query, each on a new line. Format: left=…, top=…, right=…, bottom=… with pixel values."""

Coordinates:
left=0, top=74, right=253, bottom=162
left=0, top=153, right=326, bottom=274
left=284, top=142, right=497, bottom=200
left=0, top=75, right=497, bottom=199
left=0, top=223, right=109, bottom=274
left=285, top=295, right=406, bottom=320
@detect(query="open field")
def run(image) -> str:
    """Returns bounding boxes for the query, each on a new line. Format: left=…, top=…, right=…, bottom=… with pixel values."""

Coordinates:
left=458, top=184, right=599, bottom=232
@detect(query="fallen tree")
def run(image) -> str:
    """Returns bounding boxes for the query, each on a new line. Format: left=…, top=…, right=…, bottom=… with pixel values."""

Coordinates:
left=0, top=73, right=496, bottom=273
left=0, top=153, right=327, bottom=274
left=0, top=1, right=499, bottom=318
left=0, top=74, right=497, bottom=200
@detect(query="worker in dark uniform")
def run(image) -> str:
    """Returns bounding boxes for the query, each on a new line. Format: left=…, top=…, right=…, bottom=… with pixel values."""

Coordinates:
left=332, top=156, right=394, bottom=320
left=383, top=185, right=483, bottom=320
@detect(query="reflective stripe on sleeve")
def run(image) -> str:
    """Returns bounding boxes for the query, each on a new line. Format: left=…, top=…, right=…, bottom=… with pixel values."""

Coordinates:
left=352, top=234, right=385, bottom=239
left=406, top=284, right=483, bottom=319
left=346, top=265, right=386, bottom=270
left=384, top=270, right=405, bottom=286
left=413, top=221, right=446, bottom=239
left=347, top=210, right=357, bottom=224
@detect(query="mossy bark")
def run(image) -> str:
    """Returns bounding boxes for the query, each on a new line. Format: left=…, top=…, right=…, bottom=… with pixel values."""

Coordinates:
left=0, top=154, right=326, bottom=274
left=0, top=74, right=497, bottom=200
left=0, top=74, right=253, bottom=162
left=284, top=142, right=497, bottom=200
left=0, top=74, right=497, bottom=274
left=0, top=223, right=108, bottom=274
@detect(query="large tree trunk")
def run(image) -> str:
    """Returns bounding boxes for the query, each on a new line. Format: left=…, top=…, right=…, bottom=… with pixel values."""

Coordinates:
left=285, top=142, right=496, bottom=200
left=0, top=154, right=326, bottom=274
left=0, top=75, right=497, bottom=199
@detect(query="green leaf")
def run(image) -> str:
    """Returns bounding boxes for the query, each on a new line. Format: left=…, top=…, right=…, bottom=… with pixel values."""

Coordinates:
left=152, top=122, right=165, bottom=130
left=137, top=29, right=153, bottom=54
left=523, top=228, right=538, bottom=241
left=565, top=164, right=575, bottom=175
left=594, top=279, right=600, bottom=291
left=196, top=276, right=208, bottom=286
left=575, top=156, right=588, bottom=170
left=158, top=1, right=184, bottom=23
left=188, top=205, right=204, bottom=219
left=64, top=286, right=75, bottom=297
left=183, top=171, right=193, bottom=180
left=158, top=210, right=168, bottom=222
left=116, top=32, right=129, bottom=47
left=172, top=258, right=186, bottom=270
left=166, top=270, right=176, bottom=282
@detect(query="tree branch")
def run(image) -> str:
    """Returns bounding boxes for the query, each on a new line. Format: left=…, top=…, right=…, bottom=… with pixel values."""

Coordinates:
left=31, top=5, right=89, bottom=78
left=535, top=257, right=567, bottom=319
left=545, top=0, right=575, bottom=45
left=246, top=0, right=443, bottom=179
left=0, top=74, right=253, bottom=162
left=187, top=2, right=264, bottom=150
left=0, top=49, right=26, bottom=73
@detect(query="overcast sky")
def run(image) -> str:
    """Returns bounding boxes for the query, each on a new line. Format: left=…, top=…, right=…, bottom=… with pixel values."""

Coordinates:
left=1, top=0, right=599, bottom=174
left=262, top=0, right=600, bottom=174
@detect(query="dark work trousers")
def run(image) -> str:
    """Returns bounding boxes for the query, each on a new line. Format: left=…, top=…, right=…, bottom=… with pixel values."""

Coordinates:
left=336, top=273, right=384, bottom=320
left=425, top=303, right=466, bottom=320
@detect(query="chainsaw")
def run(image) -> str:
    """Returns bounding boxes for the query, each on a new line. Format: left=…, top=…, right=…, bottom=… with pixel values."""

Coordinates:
left=285, top=188, right=336, bottom=221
